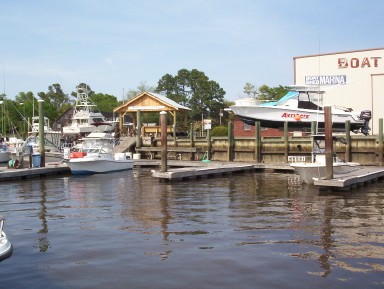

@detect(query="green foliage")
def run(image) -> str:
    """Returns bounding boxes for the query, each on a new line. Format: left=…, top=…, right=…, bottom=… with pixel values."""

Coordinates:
left=257, top=84, right=290, bottom=101
left=211, top=125, right=228, bottom=136
left=156, top=69, right=226, bottom=125
left=91, top=93, right=119, bottom=113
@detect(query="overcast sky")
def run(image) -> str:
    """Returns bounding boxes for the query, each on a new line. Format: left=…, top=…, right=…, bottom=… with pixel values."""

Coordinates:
left=1, top=0, right=383, bottom=101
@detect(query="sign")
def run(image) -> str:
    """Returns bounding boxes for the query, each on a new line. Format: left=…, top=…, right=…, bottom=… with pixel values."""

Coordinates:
left=338, top=57, right=381, bottom=68
left=203, top=119, right=211, bottom=130
left=305, top=75, right=346, bottom=85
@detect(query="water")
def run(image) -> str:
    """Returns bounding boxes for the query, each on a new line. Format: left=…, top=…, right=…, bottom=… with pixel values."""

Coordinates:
left=1, top=169, right=384, bottom=289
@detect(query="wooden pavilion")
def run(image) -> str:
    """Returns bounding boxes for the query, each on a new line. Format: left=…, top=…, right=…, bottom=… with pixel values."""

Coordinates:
left=113, top=91, right=191, bottom=139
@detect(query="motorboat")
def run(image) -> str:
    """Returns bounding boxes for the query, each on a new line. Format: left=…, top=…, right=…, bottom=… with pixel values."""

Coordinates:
left=0, top=219, right=13, bottom=262
left=0, top=142, right=10, bottom=163
left=62, top=85, right=117, bottom=136
left=229, top=86, right=371, bottom=135
left=65, top=128, right=133, bottom=175
left=289, top=135, right=360, bottom=184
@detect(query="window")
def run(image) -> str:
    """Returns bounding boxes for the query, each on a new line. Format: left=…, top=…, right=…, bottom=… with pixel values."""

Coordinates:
left=243, top=123, right=251, bottom=131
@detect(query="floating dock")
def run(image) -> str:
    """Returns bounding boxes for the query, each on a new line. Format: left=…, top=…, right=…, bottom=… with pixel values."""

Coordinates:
left=313, top=166, right=384, bottom=190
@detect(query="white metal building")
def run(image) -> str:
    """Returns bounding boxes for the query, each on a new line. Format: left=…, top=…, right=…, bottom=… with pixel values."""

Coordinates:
left=294, top=47, right=384, bottom=134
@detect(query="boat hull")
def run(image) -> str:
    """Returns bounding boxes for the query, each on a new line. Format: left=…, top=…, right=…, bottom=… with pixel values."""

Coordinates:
left=291, top=162, right=360, bottom=184
left=230, top=105, right=365, bottom=132
left=67, top=158, right=133, bottom=175
left=63, top=122, right=117, bottom=135
left=0, top=232, right=13, bottom=262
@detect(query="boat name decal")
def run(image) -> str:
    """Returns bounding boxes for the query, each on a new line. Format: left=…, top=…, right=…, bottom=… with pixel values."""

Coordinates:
left=305, top=75, right=346, bottom=86
left=281, top=113, right=310, bottom=120
left=338, top=57, right=381, bottom=69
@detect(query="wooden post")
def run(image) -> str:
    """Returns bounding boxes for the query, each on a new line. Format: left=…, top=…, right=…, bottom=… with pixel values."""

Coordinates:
left=189, top=123, right=194, bottom=146
left=227, top=121, right=234, bottom=162
left=207, top=128, right=211, bottom=160
left=254, top=121, right=261, bottom=162
left=379, top=118, right=383, bottom=166
left=38, top=99, right=45, bottom=167
left=160, top=111, right=168, bottom=172
left=136, top=110, right=142, bottom=148
left=345, top=120, right=351, bottom=162
left=324, top=106, right=333, bottom=180
left=284, top=121, right=288, bottom=162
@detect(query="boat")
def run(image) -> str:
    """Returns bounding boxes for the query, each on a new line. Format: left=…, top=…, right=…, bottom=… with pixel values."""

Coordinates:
left=62, top=85, right=117, bottom=136
left=289, top=134, right=360, bottom=184
left=22, top=116, right=63, bottom=153
left=65, top=127, right=133, bottom=175
left=229, top=86, right=372, bottom=135
left=0, top=219, right=13, bottom=262
left=0, top=142, right=10, bottom=163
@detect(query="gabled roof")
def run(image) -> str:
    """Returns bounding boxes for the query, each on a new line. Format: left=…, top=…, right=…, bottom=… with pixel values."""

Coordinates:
left=113, top=91, right=191, bottom=113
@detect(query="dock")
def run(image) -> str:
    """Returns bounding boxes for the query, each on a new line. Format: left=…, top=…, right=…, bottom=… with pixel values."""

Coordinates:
left=314, top=166, right=384, bottom=190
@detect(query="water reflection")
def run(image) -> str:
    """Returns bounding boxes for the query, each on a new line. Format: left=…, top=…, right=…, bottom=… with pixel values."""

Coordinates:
left=2, top=169, right=384, bottom=288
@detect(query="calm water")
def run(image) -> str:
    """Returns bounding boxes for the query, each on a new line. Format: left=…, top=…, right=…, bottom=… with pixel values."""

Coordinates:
left=1, top=168, right=384, bottom=289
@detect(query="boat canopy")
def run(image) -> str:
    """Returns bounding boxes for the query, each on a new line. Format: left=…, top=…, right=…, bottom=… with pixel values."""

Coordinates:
left=260, top=91, right=299, bottom=107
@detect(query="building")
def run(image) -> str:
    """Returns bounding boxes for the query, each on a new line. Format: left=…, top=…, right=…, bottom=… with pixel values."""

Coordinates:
left=294, top=47, right=384, bottom=134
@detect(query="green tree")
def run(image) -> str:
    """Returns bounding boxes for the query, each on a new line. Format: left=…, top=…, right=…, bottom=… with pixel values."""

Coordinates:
left=126, top=81, right=155, bottom=101
left=91, top=93, right=119, bottom=113
left=38, top=83, right=70, bottom=122
left=257, top=85, right=289, bottom=102
left=243, top=82, right=258, bottom=97
left=156, top=69, right=226, bottom=125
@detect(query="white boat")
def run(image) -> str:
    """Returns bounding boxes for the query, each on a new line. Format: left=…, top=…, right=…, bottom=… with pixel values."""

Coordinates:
left=0, top=219, right=13, bottom=262
left=62, top=85, right=117, bottom=136
left=65, top=129, right=133, bottom=175
left=23, top=116, right=63, bottom=153
left=0, top=143, right=10, bottom=163
left=229, top=86, right=371, bottom=135
left=289, top=135, right=360, bottom=184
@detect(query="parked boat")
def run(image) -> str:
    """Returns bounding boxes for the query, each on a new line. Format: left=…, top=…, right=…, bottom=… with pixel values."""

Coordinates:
left=0, top=219, right=13, bottom=262
left=289, top=135, right=360, bottom=184
left=65, top=129, right=133, bottom=175
left=62, top=85, right=117, bottom=136
left=229, top=86, right=372, bottom=135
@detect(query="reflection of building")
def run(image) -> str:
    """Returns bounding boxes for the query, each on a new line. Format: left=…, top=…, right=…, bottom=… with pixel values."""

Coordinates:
left=294, top=47, right=384, bottom=134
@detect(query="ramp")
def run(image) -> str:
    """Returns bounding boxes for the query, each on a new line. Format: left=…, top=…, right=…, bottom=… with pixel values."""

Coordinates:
left=113, top=137, right=136, bottom=153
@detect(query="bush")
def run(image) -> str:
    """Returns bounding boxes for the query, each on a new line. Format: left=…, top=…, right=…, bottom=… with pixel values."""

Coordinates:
left=211, top=125, right=228, bottom=136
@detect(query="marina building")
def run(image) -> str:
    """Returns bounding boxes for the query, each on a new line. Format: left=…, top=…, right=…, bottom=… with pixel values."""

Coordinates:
left=294, top=47, right=384, bottom=134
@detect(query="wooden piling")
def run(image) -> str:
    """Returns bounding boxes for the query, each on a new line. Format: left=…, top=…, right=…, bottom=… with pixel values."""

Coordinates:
left=379, top=118, right=383, bottom=166
left=345, top=120, right=351, bottom=162
left=324, top=106, right=333, bottom=179
left=160, top=111, right=168, bottom=172
left=254, top=121, right=261, bottom=162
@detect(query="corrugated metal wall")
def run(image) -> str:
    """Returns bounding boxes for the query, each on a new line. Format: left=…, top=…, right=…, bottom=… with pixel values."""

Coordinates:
left=294, top=48, right=384, bottom=134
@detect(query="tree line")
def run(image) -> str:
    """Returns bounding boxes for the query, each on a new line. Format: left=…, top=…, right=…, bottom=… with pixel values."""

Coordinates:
left=0, top=69, right=286, bottom=138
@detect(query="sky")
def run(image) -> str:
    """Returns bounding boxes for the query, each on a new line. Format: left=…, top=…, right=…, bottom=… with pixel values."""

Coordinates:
left=1, top=0, right=383, bottom=102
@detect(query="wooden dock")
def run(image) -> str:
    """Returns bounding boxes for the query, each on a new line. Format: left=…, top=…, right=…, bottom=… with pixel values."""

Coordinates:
left=0, top=162, right=71, bottom=181
left=313, top=166, right=384, bottom=190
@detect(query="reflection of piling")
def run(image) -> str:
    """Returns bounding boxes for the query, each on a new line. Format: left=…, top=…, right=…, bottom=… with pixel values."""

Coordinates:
left=160, top=111, right=167, bottom=172
left=324, top=106, right=333, bottom=179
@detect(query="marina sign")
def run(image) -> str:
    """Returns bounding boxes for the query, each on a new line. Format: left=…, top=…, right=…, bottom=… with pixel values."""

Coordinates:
left=305, top=75, right=346, bottom=86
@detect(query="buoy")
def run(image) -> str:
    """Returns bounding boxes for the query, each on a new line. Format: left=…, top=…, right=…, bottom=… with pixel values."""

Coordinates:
left=294, top=114, right=301, bottom=121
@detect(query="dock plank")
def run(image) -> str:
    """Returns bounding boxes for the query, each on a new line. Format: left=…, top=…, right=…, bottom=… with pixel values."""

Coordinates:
left=313, top=166, right=384, bottom=188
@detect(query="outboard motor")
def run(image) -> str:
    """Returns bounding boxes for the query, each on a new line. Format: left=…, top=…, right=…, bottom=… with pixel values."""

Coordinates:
left=359, top=110, right=371, bottom=135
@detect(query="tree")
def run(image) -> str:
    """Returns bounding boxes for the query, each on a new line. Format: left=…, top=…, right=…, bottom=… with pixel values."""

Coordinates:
left=91, top=93, right=119, bottom=113
left=126, top=81, right=155, bottom=100
left=243, top=82, right=258, bottom=97
left=38, top=83, right=71, bottom=121
left=156, top=69, right=226, bottom=125
left=257, top=85, right=289, bottom=102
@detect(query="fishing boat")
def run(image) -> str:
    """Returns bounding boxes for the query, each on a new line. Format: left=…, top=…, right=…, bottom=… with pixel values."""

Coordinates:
left=0, top=219, right=13, bottom=262
left=65, top=127, right=133, bottom=175
left=62, top=85, right=117, bottom=136
left=289, top=135, right=360, bottom=184
left=229, top=86, right=371, bottom=135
